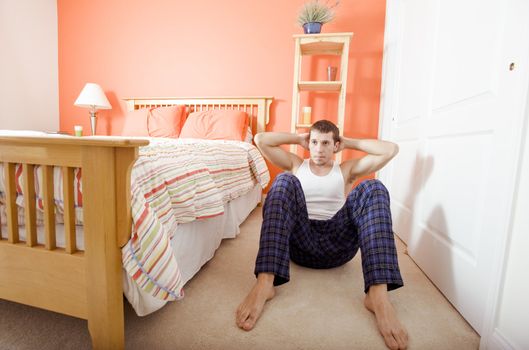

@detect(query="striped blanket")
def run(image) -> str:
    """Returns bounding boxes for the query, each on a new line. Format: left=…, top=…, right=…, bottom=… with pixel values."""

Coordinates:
left=0, top=138, right=269, bottom=301
left=123, top=138, right=269, bottom=300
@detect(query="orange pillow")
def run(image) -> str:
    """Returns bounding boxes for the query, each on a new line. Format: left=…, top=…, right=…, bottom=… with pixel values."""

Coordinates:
left=121, top=105, right=186, bottom=138
left=147, top=105, right=186, bottom=138
left=180, top=110, right=249, bottom=141
left=121, top=108, right=149, bottom=136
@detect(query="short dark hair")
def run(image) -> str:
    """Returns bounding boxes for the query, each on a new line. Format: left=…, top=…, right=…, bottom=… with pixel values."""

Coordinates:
left=310, top=120, right=340, bottom=143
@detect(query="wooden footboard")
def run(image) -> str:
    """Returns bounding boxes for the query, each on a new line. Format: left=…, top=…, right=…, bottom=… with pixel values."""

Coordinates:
left=0, top=135, right=148, bottom=349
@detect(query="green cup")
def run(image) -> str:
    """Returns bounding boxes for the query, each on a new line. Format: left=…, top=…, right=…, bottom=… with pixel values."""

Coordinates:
left=74, top=125, right=83, bottom=137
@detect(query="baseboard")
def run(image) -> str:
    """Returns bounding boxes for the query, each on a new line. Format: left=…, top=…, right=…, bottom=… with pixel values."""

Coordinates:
left=485, top=328, right=516, bottom=350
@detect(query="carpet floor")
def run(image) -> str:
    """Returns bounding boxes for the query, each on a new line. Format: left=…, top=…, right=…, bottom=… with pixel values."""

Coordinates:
left=0, top=207, right=479, bottom=349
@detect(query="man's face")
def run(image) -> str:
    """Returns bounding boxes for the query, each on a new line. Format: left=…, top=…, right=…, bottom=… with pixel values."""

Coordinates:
left=309, top=130, right=338, bottom=166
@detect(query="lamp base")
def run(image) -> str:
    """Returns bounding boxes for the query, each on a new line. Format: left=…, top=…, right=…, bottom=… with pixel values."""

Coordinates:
left=90, top=113, right=97, bottom=135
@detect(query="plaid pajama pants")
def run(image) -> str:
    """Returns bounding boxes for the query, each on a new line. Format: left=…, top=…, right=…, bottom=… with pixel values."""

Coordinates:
left=254, top=172, right=404, bottom=293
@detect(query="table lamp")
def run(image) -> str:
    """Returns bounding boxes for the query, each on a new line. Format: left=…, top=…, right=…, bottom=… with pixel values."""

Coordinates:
left=74, top=83, right=112, bottom=135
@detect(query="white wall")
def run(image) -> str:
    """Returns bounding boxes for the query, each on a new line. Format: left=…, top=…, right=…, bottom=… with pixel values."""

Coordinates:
left=0, top=0, right=58, bottom=131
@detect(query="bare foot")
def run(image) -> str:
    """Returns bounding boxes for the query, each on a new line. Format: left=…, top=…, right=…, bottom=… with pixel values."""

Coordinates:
left=236, top=273, right=276, bottom=331
left=364, top=285, right=408, bottom=350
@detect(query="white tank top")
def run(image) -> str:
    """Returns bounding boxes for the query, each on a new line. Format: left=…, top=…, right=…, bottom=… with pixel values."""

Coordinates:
left=295, top=159, right=346, bottom=220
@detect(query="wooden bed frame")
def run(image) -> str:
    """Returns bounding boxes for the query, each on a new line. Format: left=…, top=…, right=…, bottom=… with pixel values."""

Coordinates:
left=124, top=96, right=273, bottom=134
left=0, top=96, right=272, bottom=349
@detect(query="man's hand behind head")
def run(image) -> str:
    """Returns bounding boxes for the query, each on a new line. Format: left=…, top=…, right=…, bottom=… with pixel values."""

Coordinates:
left=299, top=133, right=310, bottom=150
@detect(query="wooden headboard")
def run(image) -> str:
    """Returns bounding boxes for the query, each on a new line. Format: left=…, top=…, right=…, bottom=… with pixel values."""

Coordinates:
left=123, top=96, right=273, bottom=134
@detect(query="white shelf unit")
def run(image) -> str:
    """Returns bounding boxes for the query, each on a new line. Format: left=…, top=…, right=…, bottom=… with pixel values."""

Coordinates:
left=290, top=32, right=353, bottom=162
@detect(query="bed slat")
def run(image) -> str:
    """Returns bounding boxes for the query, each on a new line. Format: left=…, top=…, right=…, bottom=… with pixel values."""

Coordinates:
left=22, top=164, right=37, bottom=246
left=115, top=147, right=138, bottom=247
left=4, top=163, right=19, bottom=243
left=62, top=167, right=76, bottom=253
left=42, top=165, right=56, bottom=250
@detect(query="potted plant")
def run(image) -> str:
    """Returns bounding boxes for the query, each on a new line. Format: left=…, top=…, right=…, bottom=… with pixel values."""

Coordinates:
left=297, top=0, right=339, bottom=34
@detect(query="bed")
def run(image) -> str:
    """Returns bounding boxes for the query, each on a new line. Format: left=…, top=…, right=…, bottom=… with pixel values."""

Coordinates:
left=0, top=96, right=273, bottom=349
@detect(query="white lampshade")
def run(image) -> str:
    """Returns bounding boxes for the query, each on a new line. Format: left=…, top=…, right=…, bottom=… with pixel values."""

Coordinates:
left=74, top=83, right=112, bottom=110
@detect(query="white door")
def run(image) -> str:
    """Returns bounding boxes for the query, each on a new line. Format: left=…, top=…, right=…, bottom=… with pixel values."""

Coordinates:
left=378, top=0, right=529, bottom=333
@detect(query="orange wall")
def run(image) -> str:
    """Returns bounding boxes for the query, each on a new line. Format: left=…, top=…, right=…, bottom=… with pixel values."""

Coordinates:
left=58, top=0, right=386, bottom=183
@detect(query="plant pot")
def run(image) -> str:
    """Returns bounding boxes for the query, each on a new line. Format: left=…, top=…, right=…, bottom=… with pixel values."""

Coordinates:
left=303, top=22, right=322, bottom=34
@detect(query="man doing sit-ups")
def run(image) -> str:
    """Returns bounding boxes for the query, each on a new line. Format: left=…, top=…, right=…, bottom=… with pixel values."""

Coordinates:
left=235, top=120, right=408, bottom=350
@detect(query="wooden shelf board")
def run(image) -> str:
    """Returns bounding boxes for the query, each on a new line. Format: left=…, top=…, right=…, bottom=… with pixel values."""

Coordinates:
left=293, top=32, right=354, bottom=39
left=300, top=41, right=344, bottom=55
left=298, top=81, right=342, bottom=92
left=296, top=123, right=312, bottom=129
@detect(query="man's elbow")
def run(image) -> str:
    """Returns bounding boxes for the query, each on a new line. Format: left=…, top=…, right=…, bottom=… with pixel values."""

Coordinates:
left=390, top=143, right=399, bottom=158
left=254, top=132, right=264, bottom=147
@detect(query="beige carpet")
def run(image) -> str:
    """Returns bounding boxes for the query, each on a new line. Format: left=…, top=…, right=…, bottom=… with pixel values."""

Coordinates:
left=0, top=207, right=479, bottom=349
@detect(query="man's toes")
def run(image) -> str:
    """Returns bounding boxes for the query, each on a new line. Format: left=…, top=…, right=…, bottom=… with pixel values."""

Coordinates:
left=394, top=329, right=408, bottom=349
left=242, top=310, right=259, bottom=331
left=382, top=333, right=399, bottom=350
left=242, top=314, right=257, bottom=331
left=236, top=309, right=249, bottom=328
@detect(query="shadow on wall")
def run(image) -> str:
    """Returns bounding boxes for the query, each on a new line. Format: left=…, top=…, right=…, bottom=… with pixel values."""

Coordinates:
left=395, top=154, right=455, bottom=311
left=99, top=91, right=122, bottom=135
left=418, top=205, right=452, bottom=287
left=394, top=154, right=433, bottom=244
